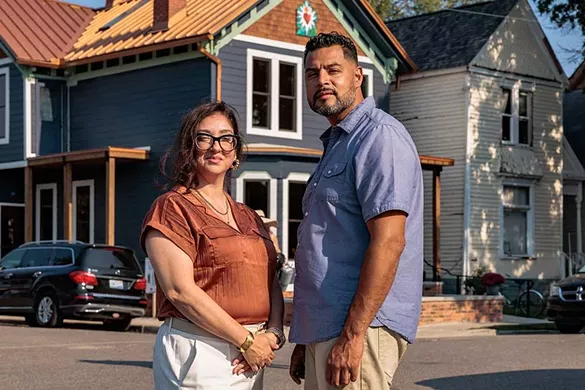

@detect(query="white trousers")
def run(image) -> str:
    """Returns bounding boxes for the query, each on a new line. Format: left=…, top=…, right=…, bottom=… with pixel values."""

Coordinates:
left=153, top=318, right=265, bottom=390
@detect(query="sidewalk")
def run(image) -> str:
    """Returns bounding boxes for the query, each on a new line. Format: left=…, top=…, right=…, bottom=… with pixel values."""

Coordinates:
left=130, top=314, right=557, bottom=338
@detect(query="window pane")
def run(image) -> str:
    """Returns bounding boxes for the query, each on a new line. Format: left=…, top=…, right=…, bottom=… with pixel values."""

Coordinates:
left=21, top=248, right=52, bottom=268
left=503, top=186, right=529, bottom=206
left=76, top=186, right=91, bottom=243
left=279, top=97, right=295, bottom=132
left=244, top=180, right=269, bottom=218
left=519, top=119, right=530, bottom=145
left=252, top=94, right=270, bottom=128
left=253, top=59, right=270, bottom=93
left=53, top=249, right=73, bottom=266
left=288, top=182, right=307, bottom=259
left=519, top=92, right=529, bottom=117
left=39, top=188, right=54, bottom=240
left=502, top=88, right=512, bottom=114
left=502, top=116, right=511, bottom=141
left=81, top=248, right=140, bottom=271
left=0, top=249, right=25, bottom=269
left=279, top=63, right=295, bottom=97
left=0, top=74, right=5, bottom=106
left=0, top=106, right=5, bottom=140
left=361, top=75, right=369, bottom=97
left=504, top=209, right=527, bottom=255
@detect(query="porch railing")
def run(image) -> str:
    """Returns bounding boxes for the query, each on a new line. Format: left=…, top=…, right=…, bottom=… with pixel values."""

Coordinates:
left=562, top=252, right=585, bottom=276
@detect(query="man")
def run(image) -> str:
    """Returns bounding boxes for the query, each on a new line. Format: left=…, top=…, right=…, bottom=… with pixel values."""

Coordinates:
left=288, top=32, right=424, bottom=389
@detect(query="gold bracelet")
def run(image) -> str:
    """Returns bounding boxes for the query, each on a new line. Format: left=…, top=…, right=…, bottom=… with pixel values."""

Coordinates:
left=238, top=331, right=255, bottom=353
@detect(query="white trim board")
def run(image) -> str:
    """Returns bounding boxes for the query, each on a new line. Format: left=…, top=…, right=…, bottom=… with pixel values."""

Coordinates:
left=72, top=180, right=95, bottom=244
left=362, top=68, right=374, bottom=97
left=235, top=171, right=278, bottom=227
left=0, top=58, right=12, bottom=67
left=35, top=183, right=57, bottom=241
left=282, top=172, right=310, bottom=259
left=0, top=66, right=9, bottom=145
left=234, top=35, right=374, bottom=65
left=0, top=160, right=26, bottom=170
left=246, top=49, right=303, bottom=140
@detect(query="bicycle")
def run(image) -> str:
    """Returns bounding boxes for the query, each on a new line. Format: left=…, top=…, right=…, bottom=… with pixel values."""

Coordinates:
left=499, top=276, right=546, bottom=318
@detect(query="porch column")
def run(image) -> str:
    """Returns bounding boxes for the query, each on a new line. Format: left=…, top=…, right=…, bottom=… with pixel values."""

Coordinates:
left=432, top=167, right=442, bottom=282
left=24, top=167, right=33, bottom=242
left=577, top=182, right=583, bottom=255
left=63, top=163, right=73, bottom=241
left=106, top=157, right=116, bottom=245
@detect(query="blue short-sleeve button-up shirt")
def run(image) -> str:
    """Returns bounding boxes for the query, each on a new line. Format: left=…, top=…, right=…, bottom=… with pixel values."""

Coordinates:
left=289, top=97, right=424, bottom=345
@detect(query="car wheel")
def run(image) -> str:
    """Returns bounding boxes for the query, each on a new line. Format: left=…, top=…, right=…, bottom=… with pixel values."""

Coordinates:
left=554, top=322, right=584, bottom=334
left=34, top=292, right=62, bottom=328
left=103, top=317, right=133, bottom=332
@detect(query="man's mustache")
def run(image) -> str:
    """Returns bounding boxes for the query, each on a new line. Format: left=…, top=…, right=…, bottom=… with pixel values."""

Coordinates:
left=314, top=88, right=337, bottom=101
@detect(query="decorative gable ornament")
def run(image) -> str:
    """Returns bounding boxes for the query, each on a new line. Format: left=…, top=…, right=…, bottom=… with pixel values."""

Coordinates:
left=296, top=1, right=317, bottom=37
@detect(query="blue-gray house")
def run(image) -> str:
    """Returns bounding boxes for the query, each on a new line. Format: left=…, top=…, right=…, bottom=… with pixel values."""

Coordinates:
left=0, top=0, right=452, bottom=268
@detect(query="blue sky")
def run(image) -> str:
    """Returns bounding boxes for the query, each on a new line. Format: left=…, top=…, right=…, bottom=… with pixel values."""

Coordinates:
left=69, top=0, right=583, bottom=76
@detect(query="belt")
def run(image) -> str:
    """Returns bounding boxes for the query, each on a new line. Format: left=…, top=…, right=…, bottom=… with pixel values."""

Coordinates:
left=164, top=317, right=265, bottom=338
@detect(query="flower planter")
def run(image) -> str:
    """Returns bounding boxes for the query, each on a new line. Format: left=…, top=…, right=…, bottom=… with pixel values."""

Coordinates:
left=486, top=285, right=501, bottom=296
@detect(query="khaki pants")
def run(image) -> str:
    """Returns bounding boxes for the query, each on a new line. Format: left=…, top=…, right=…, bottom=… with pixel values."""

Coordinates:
left=304, top=327, right=408, bottom=390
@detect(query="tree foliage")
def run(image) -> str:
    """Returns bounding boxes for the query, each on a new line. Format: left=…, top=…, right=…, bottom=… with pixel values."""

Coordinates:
left=368, top=0, right=483, bottom=20
left=536, top=0, right=585, bottom=35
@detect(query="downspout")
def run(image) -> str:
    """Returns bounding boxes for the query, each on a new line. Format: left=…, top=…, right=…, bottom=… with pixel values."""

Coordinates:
left=198, top=44, right=222, bottom=101
left=462, top=67, right=472, bottom=292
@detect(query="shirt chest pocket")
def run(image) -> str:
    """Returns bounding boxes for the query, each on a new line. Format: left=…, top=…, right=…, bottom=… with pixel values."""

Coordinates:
left=200, top=226, right=240, bottom=267
left=319, top=161, right=348, bottom=202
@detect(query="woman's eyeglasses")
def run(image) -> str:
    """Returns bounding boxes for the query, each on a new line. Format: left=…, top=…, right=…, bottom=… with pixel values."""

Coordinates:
left=195, top=133, right=239, bottom=152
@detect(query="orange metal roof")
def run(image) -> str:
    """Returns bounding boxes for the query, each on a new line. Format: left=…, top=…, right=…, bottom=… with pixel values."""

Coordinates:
left=0, top=0, right=94, bottom=66
left=64, top=0, right=258, bottom=64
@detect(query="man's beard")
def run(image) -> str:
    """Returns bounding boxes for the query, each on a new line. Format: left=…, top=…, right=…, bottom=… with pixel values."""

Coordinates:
left=310, top=87, right=355, bottom=117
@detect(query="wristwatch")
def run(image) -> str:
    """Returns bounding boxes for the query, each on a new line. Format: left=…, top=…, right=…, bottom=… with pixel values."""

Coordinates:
left=266, top=327, right=286, bottom=349
left=238, top=331, right=255, bottom=353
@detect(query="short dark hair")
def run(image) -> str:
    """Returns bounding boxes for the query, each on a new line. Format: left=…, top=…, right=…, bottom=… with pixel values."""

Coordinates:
left=303, top=32, right=358, bottom=65
left=159, top=100, right=244, bottom=191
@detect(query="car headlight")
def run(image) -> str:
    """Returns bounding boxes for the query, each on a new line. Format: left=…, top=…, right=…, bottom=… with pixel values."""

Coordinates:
left=549, top=284, right=560, bottom=297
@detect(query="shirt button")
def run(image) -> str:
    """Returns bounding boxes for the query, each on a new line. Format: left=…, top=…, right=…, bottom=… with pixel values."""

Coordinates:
left=305, top=212, right=309, bottom=216
left=313, top=183, right=317, bottom=187
left=327, top=170, right=332, bottom=174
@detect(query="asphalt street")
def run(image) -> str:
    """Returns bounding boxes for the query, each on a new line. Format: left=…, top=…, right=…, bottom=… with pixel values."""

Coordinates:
left=0, top=317, right=583, bottom=390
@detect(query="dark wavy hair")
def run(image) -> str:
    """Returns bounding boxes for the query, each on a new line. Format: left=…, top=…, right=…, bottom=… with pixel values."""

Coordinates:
left=159, top=101, right=244, bottom=191
left=303, top=31, right=358, bottom=65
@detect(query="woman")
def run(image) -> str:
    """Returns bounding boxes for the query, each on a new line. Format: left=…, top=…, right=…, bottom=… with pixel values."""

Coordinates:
left=140, top=101, right=285, bottom=389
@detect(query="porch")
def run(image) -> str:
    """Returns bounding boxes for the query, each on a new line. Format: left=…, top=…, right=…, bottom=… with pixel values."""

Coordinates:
left=24, top=147, right=150, bottom=245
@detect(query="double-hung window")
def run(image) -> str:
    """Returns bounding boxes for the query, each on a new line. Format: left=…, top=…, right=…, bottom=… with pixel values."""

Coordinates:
left=501, top=183, right=534, bottom=258
left=0, top=66, right=9, bottom=145
left=501, top=87, right=532, bottom=146
left=247, top=50, right=303, bottom=140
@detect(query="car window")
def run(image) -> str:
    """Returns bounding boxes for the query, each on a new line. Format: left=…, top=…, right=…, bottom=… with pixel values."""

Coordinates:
left=0, top=249, right=26, bottom=269
left=52, top=249, right=74, bottom=266
left=81, top=248, right=141, bottom=271
left=20, top=248, right=53, bottom=268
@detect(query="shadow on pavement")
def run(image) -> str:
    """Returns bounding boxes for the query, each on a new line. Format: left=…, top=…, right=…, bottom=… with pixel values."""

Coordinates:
left=80, top=360, right=152, bottom=369
left=0, top=317, right=147, bottom=333
left=416, top=369, right=585, bottom=389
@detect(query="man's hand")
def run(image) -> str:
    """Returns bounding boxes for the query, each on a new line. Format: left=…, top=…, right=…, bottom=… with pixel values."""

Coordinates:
left=289, top=344, right=306, bottom=385
left=326, top=334, right=364, bottom=387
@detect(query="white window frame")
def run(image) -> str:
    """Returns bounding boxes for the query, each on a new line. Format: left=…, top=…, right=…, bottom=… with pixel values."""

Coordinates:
left=246, top=49, right=303, bottom=140
left=282, top=173, right=310, bottom=259
left=500, top=82, right=533, bottom=146
left=361, top=68, right=374, bottom=97
left=0, top=66, right=9, bottom=145
left=500, top=179, right=535, bottom=259
left=235, top=171, right=278, bottom=228
left=35, top=183, right=57, bottom=242
left=72, top=180, right=95, bottom=244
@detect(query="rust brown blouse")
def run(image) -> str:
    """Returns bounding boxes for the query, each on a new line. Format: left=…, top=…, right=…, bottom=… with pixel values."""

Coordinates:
left=140, top=186, right=277, bottom=325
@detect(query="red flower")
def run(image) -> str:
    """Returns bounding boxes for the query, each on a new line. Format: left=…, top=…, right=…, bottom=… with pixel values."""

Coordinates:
left=480, top=272, right=506, bottom=287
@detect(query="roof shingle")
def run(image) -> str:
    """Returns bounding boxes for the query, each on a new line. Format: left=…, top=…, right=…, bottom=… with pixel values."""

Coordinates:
left=386, top=0, right=518, bottom=72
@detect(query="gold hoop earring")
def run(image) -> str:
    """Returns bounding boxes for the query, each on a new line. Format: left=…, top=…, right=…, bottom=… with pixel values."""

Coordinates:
left=231, top=159, right=240, bottom=171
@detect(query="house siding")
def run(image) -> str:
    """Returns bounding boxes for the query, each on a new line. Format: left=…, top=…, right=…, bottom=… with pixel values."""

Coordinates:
left=219, top=39, right=388, bottom=151
left=472, top=0, right=561, bottom=82
left=69, top=58, right=212, bottom=257
left=468, top=71, right=563, bottom=279
left=0, top=63, right=24, bottom=163
left=389, top=71, right=468, bottom=276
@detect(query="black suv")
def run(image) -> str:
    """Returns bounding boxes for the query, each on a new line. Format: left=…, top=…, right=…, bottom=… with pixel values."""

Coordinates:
left=547, top=264, right=585, bottom=334
left=0, top=241, right=147, bottom=331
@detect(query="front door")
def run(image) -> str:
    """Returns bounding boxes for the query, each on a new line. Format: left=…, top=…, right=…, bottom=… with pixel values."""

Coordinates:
left=0, top=205, right=25, bottom=258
